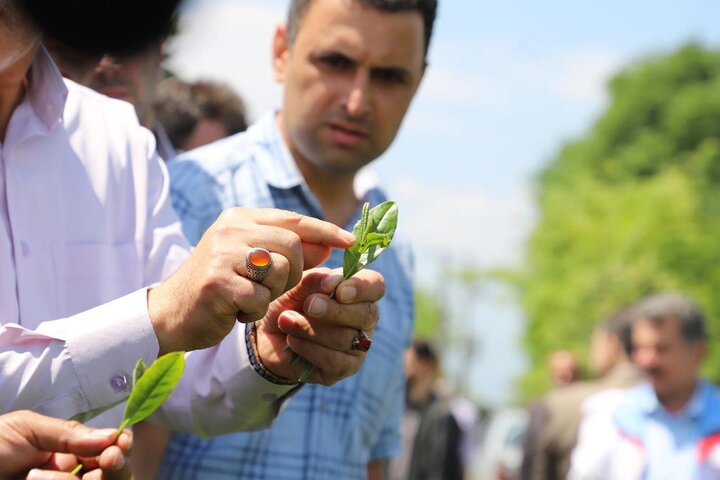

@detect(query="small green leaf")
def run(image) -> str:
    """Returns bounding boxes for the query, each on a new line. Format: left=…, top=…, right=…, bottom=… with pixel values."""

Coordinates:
left=133, top=358, right=148, bottom=386
left=298, top=361, right=315, bottom=383
left=121, top=352, right=185, bottom=428
left=342, top=201, right=398, bottom=279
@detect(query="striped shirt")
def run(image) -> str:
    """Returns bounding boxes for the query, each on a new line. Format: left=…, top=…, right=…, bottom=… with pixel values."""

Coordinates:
left=162, top=111, right=415, bottom=479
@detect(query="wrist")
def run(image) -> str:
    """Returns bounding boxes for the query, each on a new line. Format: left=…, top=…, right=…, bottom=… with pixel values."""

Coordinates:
left=147, top=286, right=180, bottom=356
left=245, top=323, right=299, bottom=386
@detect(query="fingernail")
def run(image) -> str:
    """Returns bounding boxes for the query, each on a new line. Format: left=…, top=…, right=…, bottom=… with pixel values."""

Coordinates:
left=321, top=274, right=343, bottom=293
left=113, top=453, right=127, bottom=470
left=341, top=229, right=356, bottom=243
left=27, top=470, right=42, bottom=480
left=90, top=428, right=117, bottom=439
left=307, top=297, right=327, bottom=317
left=337, top=285, right=357, bottom=302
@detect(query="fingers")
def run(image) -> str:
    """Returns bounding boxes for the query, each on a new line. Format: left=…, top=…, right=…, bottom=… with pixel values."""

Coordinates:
left=224, top=275, right=271, bottom=324
left=304, top=297, right=379, bottom=333
left=285, top=335, right=364, bottom=385
left=332, top=269, right=386, bottom=305
left=26, top=469, right=80, bottom=479
left=236, top=250, right=290, bottom=301
left=277, top=312, right=354, bottom=352
left=218, top=208, right=354, bottom=289
left=16, top=411, right=117, bottom=458
left=301, top=242, right=332, bottom=270
left=240, top=208, right=355, bottom=247
left=92, top=445, right=131, bottom=480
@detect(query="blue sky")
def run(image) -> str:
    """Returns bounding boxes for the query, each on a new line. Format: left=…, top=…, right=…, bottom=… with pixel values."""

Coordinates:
left=169, top=0, right=720, bottom=405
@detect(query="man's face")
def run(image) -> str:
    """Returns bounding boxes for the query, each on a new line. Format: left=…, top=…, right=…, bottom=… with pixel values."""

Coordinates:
left=632, top=317, right=704, bottom=400
left=50, top=43, right=162, bottom=126
left=274, top=0, right=426, bottom=175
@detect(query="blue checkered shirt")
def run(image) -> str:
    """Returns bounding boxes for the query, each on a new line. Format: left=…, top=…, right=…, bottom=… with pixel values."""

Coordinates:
left=162, top=112, right=415, bottom=479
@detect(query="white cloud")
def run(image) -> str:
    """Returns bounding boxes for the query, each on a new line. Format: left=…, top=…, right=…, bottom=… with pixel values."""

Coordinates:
left=418, top=66, right=507, bottom=109
left=166, top=0, right=286, bottom=121
left=529, top=48, right=625, bottom=104
left=384, top=177, right=536, bottom=274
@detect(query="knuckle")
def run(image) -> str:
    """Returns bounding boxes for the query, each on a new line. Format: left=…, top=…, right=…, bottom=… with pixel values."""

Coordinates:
left=283, top=231, right=302, bottom=253
left=282, top=210, right=304, bottom=227
left=376, top=275, right=386, bottom=299
left=364, top=302, right=379, bottom=328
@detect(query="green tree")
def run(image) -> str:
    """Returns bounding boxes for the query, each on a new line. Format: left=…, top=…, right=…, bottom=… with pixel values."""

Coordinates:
left=520, top=43, right=720, bottom=397
left=415, top=287, right=444, bottom=339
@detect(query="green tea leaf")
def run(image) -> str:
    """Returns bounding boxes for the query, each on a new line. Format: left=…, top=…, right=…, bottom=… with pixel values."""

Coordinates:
left=342, top=201, right=398, bottom=279
left=120, top=352, right=185, bottom=430
left=298, top=361, right=315, bottom=383
left=133, top=358, right=148, bottom=386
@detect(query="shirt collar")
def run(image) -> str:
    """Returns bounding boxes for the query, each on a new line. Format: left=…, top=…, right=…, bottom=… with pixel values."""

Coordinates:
left=26, top=46, right=68, bottom=130
left=640, top=380, right=706, bottom=419
left=253, top=111, right=304, bottom=189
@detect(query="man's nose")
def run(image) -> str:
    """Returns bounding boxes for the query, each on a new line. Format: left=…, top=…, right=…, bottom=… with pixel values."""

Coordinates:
left=94, top=54, right=121, bottom=76
left=343, top=72, right=370, bottom=117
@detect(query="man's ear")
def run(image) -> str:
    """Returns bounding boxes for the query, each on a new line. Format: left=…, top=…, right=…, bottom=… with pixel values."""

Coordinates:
left=272, top=24, right=290, bottom=83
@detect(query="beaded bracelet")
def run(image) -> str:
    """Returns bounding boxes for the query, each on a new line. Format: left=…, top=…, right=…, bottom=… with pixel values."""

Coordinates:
left=245, top=322, right=300, bottom=386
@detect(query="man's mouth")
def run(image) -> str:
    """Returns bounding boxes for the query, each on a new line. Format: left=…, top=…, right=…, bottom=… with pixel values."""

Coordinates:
left=328, top=122, right=369, bottom=145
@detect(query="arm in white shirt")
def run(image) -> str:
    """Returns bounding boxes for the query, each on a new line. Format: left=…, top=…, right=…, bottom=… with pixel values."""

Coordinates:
left=0, top=290, right=159, bottom=422
left=0, top=291, right=297, bottom=434
left=0, top=119, right=295, bottom=432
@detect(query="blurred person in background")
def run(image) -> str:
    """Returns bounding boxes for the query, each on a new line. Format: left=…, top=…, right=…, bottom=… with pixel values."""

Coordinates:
left=46, top=39, right=177, bottom=160
left=519, top=349, right=579, bottom=480
left=521, top=308, right=642, bottom=480
left=399, top=340, right=464, bottom=480
left=153, top=77, right=248, bottom=153
left=569, top=293, right=720, bottom=479
left=150, top=0, right=437, bottom=479
left=548, top=350, right=580, bottom=387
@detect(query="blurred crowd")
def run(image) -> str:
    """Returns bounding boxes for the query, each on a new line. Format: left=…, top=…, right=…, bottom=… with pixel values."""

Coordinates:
left=480, top=292, right=717, bottom=480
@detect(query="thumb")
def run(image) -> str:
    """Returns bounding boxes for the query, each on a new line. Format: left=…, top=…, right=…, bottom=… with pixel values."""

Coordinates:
left=20, top=411, right=117, bottom=457
left=264, top=268, right=343, bottom=328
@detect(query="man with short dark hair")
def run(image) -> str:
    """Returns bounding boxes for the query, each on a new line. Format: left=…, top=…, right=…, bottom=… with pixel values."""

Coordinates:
left=153, top=78, right=248, bottom=152
left=569, top=293, right=720, bottom=479
left=156, top=0, right=437, bottom=478
left=0, top=0, right=381, bottom=443
left=402, top=340, right=464, bottom=480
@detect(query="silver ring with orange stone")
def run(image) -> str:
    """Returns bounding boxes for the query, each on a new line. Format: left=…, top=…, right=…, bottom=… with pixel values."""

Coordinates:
left=245, top=247, right=273, bottom=282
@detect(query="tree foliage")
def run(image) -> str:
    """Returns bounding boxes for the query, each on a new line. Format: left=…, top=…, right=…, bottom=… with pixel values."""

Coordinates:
left=415, top=287, right=444, bottom=339
left=520, top=43, right=720, bottom=396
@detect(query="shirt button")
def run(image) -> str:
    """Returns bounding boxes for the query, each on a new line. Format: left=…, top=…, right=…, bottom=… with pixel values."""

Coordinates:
left=20, top=241, right=29, bottom=256
left=110, top=373, right=130, bottom=393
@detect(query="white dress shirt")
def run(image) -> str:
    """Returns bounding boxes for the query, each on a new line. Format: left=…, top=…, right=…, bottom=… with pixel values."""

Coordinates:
left=0, top=48, right=295, bottom=436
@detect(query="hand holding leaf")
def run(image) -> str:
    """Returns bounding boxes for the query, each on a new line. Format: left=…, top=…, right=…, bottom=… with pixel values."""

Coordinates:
left=292, top=201, right=398, bottom=381
left=70, top=352, right=185, bottom=475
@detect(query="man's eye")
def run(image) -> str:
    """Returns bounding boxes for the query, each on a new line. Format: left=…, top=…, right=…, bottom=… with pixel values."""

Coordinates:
left=373, top=69, right=408, bottom=85
left=321, top=55, right=353, bottom=70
